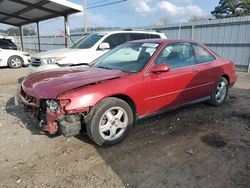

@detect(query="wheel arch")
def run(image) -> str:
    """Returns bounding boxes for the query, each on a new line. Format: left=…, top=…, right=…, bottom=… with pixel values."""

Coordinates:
left=109, top=94, right=137, bottom=120
left=221, top=74, right=230, bottom=84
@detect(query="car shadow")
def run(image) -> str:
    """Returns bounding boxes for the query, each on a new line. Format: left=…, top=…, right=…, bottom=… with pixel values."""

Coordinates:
left=77, top=88, right=249, bottom=188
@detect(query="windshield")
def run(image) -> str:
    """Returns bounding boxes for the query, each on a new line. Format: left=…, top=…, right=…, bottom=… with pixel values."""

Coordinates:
left=93, top=42, right=159, bottom=73
left=69, top=35, right=88, bottom=48
left=71, top=33, right=104, bottom=49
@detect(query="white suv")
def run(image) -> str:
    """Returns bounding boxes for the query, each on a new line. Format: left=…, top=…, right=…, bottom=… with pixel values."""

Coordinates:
left=29, top=30, right=166, bottom=73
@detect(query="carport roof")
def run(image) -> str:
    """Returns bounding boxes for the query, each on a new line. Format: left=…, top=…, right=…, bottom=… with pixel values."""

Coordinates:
left=0, top=0, right=83, bottom=26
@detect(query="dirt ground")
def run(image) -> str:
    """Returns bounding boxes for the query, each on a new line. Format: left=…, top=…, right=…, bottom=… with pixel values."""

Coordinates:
left=0, top=68, right=249, bottom=188
left=0, top=67, right=29, bottom=85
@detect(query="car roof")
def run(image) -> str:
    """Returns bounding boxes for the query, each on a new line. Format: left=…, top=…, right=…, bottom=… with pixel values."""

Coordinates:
left=0, top=38, right=13, bottom=43
left=0, top=38, right=11, bottom=41
left=128, top=38, right=203, bottom=45
left=94, top=30, right=164, bottom=35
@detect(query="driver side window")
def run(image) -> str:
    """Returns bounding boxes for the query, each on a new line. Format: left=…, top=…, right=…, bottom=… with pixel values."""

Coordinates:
left=155, top=43, right=195, bottom=69
left=103, top=33, right=128, bottom=49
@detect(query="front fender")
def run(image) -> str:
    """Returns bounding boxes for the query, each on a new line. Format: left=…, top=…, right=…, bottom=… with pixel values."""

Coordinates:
left=57, top=74, right=144, bottom=115
left=59, top=90, right=130, bottom=114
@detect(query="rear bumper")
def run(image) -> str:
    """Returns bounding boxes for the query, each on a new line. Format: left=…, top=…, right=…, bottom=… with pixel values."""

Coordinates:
left=23, top=57, right=31, bottom=66
left=229, top=72, right=237, bottom=87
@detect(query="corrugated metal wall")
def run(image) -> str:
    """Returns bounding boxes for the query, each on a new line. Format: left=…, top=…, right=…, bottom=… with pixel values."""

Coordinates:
left=152, top=16, right=250, bottom=72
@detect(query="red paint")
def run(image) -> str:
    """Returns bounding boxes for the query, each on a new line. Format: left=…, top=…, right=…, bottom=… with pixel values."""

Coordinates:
left=22, top=66, right=129, bottom=99
left=19, top=39, right=237, bottom=134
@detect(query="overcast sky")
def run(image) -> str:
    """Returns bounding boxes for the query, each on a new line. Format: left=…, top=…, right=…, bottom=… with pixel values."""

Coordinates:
left=0, top=0, right=219, bottom=35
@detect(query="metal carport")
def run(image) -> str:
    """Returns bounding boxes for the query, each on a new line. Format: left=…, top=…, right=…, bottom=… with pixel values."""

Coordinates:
left=0, top=0, right=83, bottom=51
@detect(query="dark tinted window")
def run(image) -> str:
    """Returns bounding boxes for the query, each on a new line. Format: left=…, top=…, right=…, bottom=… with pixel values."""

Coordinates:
left=75, top=33, right=104, bottom=49
left=155, top=43, right=195, bottom=69
left=148, top=34, right=160, bottom=39
left=0, top=40, right=9, bottom=46
left=192, top=43, right=215, bottom=64
left=103, top=33, right=128, bottom=49
left=129, top=33, right=146, bottom=41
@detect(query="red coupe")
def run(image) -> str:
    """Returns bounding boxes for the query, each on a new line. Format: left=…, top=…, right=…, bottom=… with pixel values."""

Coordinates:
left=19, top=39, right=237, bottom=146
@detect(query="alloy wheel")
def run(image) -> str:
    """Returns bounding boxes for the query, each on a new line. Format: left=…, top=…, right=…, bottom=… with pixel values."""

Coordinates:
left=10, top=57, right=22, bottom=68
left=215, top=80, right=227, bottom=103
left=99, top=106, right=128, bottom=141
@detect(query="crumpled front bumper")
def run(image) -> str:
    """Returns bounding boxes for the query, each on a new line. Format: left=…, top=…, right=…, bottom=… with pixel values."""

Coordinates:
left=18, top=85, right=60, bottom=134
left=17, top=85, right=81, bottom=136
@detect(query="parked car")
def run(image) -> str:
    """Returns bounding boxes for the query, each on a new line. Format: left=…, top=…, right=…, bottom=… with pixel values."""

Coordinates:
left=0, top=38, right=18, bottom=50
left=0, top=48, right=31, bottom=68
left=19, top=39, right=237, bottom=146
left=29, top=30, right=166, bottom=73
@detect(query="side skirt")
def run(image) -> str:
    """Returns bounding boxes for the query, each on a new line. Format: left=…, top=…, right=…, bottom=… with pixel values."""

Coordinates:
left=137, top=96, right=211, bottom=121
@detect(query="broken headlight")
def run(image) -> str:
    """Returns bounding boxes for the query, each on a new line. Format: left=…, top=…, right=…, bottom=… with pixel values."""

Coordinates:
left=46, top=100, right=60, bottom=111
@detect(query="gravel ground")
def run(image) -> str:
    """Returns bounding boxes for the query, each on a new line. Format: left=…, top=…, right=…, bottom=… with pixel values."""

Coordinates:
left=0, top=69, right=249, bottom=188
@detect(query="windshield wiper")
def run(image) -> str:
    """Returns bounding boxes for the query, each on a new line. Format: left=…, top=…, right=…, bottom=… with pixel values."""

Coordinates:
left=121, top=70, right=135, bottom=73
left=69, top=63, right=91, bottom=67
left=96, top=66, right=112, bottom=70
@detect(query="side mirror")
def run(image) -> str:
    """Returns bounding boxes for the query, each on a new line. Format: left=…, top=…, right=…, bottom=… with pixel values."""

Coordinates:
left=99, top=42, right=110, bottom=50
left=150, top=64, right=170, bottom=74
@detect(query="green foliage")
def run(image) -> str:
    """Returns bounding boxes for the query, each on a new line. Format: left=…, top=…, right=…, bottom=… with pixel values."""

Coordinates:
left=211, top=0, right=250, bottom=18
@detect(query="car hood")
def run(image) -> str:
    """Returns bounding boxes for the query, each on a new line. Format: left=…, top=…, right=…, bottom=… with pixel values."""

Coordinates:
left=22, top=66, right=130, bottom=99
left=32, top=48, right=81, bottom=58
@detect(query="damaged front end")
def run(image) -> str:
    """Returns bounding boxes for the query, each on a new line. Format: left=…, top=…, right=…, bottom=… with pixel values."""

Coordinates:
left=18, top=86, right=82, bottom=137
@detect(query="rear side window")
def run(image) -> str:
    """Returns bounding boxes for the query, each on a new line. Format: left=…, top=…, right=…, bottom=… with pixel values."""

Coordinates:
left=192, top=44, right=215, bottom=64
left=155, top=43, right=195, bottom=69
left=129, top=33, right=146, bottom=41
left=0, top=40, right=9, bottom=46
left=147, top=34, right=160, bottom=39
left=103, top=33, right=128, bottom=49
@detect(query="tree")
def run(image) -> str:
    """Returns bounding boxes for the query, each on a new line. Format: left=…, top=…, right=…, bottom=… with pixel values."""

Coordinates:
left=211, top=0, right=250, bottom=18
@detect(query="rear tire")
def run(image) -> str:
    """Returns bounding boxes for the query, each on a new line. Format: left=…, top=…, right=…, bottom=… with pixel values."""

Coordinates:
left=85, top=97, right=133, bottom=146
left=208, top=77, right=228, bottom=106
left=8, top=56, right=24, bottom=68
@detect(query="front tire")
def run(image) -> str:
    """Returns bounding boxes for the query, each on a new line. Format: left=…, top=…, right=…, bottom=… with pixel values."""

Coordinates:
left=208, top=77, right=228, bottom=106
left=8, top=56, right=24, bottom=68
left=86, top=97, right=134, bottom=146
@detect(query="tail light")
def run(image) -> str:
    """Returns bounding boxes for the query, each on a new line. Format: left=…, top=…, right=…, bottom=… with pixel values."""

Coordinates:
left=11, top=44, right=17, bottom=49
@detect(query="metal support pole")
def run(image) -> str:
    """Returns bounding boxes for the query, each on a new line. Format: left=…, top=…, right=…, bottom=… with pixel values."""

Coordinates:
left=19, top=26, right=24, bottom=51
left=64, top=15, right=69, bottom=48
left=191, top=24, right=195, bottom=40
left=36, top=21, right=41, bottom=52
left=247, top=54, right=250, bottom=73
left=84, top=0, right=87, bottom=32
left=178, top=20, right=182, bottom=38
